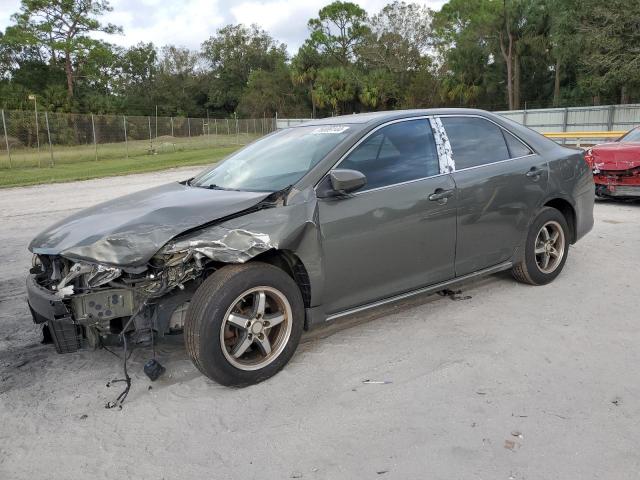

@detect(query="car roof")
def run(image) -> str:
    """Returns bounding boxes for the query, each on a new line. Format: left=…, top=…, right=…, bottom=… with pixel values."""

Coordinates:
left=292, top=107, right=564, bottom=156
left=293, top=108, right=496, bottom=126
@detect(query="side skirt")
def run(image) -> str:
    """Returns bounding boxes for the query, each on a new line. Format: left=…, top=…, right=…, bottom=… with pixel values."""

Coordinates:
left=304, top=261, right=513, bottom=329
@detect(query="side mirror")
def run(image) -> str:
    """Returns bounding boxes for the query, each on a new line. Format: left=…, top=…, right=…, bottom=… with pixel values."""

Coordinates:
left=317, top=169, right=367, bottom=198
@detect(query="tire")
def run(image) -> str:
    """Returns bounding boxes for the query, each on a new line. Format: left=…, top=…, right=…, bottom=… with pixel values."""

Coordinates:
left=512, top=207, right=570, bottom=286
left=184, top=262, right=304, bottom=386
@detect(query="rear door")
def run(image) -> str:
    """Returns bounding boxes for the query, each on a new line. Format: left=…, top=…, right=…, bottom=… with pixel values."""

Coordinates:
left=317, top=118, right=457, bottom=315
left=437, top=115, right=548, bottom=276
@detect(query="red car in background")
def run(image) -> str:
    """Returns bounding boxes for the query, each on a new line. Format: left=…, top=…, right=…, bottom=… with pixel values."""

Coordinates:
left=585, top=127, right=640, bottom=198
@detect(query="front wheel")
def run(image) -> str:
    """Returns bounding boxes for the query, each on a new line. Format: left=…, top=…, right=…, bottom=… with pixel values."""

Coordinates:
left=512, top=207, right=570, bottom=285
left=184, top=263, right=304, bottom=386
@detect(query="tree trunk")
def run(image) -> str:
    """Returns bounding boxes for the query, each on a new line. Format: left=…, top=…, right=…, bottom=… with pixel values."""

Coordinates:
left=513, top=53, right=521, bottom=109
left=553, top=59, right=561, bottom=106
left=500, top=32, right=514, bottom=110
left=620, top=85, right=629, bottom=104
left=64, top=51, right=74, bottom=99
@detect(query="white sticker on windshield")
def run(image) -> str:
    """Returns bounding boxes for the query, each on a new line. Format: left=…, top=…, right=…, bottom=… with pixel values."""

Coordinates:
left=310, top=126, right=350, bottom=134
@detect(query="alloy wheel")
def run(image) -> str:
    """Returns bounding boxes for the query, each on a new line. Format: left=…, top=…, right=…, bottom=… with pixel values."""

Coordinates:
left=219, top=286, right=293, bottom=371
left=534, top=220, right=565, bottom=274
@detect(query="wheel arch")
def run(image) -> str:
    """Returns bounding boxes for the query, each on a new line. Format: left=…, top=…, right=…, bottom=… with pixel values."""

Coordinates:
left=250, top=249, right=312, bottom=311
left=543, top=197, right=577, bottom=243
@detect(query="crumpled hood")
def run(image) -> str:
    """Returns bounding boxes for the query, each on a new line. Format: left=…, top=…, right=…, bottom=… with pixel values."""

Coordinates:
left=29, top=182, right=272, bottom=267
left=591, top=142, right=640, bottom=171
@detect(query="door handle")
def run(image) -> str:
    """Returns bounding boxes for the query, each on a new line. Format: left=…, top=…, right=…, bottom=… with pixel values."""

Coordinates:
left=428, top=189, right=454, bottom=202
left=525, top=167, right=542, bottom=179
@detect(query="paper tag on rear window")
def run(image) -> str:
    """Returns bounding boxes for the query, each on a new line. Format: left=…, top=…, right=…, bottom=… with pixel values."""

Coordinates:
left=310, top=126, right=350, bottom=134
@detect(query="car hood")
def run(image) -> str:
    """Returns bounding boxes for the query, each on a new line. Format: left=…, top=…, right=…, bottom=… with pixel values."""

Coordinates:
left=591, top=142, right=640, bottom=171
left=28, top=182, right=272, bottom=267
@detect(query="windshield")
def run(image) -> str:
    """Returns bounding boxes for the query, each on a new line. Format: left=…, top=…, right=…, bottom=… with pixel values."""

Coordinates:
left=191, top=125, right=352, bottom=191
left=619, top=127, right=640, bottom=143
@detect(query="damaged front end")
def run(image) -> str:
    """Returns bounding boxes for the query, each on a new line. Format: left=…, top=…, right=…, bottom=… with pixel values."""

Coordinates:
left=25, top=183, right=292, bottom=355
left=27, top=249, right=208, bottom=353
left=28, top=228, right=280, bottom=355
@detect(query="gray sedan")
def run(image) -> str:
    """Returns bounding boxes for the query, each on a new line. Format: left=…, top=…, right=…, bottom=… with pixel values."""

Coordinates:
left=26, top=109, right=594, bottom=388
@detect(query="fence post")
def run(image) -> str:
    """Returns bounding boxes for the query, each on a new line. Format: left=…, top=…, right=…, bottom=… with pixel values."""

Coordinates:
left=607, top=105, right=616, bottom=131
left=214, top=118, right=218, bottom=136
left=170, top=116, right=174, bottom=137
left=91, top=113, right=98, bottom=161
left=235, top=116, right=239, bottom=144
left=523, top=104, right=528, bottom=127
left=1, top=109, right=11, bottom=168
left=34, top=105, right=40, bottom=153
left=206, top=111, right=210, bottom=146
left=148, top=116, right=153, bottom=151
left=44, top=111, right=54, bottom=167
left=35, top=107, right=41, bottom=167
left=155, top=105, right=158, bottom=139
left=562, top=107, right=569, bottom=145
left=226, top=118, right=230, bottom=136
left=187, top=117, right=191, bottom=140
left=123, top=115, right=128, bottom=160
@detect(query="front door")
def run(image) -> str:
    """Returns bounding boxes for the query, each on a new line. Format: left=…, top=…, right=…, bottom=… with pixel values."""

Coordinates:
left=437, top=115, right=549, bottom=276
left=317, top=118, right=458, bottom=315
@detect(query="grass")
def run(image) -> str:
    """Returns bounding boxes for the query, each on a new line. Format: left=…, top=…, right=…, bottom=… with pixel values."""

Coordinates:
left=0, top=145, right=242, bottom=188
left=0, top=133, right=258, bottom=188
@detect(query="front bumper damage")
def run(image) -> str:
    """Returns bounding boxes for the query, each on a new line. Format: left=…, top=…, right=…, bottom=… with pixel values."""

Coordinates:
left=27, top=274, right=81, bottom=353
left=26, top=225, right=282, bottom=354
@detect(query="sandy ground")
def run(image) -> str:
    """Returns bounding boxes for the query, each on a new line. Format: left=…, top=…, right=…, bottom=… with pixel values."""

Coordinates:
left=1, top=167, right=639, bottom=480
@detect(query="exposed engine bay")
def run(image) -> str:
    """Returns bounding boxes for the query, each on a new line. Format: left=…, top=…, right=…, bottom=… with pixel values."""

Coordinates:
left=30, top=226, right=277, bottom=353
left=33, top=254, right=182, bottom=344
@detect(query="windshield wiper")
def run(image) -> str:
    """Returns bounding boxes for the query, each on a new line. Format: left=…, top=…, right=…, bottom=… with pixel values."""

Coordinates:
left=194, top=183, right=242, bottom=191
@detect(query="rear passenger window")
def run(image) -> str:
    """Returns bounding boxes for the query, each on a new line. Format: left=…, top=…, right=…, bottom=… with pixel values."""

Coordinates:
left=503, top=131, right=533, bottom=157
left=440, top=117, right=510, bottom=169
left=340, top=120, right=439, bottom=191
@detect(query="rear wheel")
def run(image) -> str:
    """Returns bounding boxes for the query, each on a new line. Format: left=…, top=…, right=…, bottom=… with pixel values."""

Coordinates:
left=512, top=207, right=570, bottom=285
left=184, top=262, right=304, bottom=386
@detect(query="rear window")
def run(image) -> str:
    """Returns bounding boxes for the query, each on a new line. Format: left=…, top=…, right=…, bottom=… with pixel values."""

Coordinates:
left=441, top=117, right=510, bottom=169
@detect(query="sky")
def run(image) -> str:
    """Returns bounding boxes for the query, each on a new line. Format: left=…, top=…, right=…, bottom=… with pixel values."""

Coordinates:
left=0, top=0, right=446, bottom=54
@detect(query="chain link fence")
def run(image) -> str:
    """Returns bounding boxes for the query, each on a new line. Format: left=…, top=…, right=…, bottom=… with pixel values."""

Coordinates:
left=0, top=110, right=277, bottom=169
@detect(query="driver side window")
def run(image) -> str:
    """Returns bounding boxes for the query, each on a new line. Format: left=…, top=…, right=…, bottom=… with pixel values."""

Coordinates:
left=339, top=119, right=440, bottom=191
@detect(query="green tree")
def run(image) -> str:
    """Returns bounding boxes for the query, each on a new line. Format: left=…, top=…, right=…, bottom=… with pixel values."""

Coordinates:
left=312, top=66, right=358, bottom=114
left=6, top=0, right=121, bottom=100
left=579, top=0, right=640, bottom=103
left=358, top=69, right=399, bottom=109
left=154, top=45, right=207, bottom=116
left=291, top=40, right=326, bottom=118
left=402, top=63, right=441, bottom=108
left=308, top=1, right=370, bottom=66
left=364, top=1, right=433, bottom=63
left=112, top=43, right=158, bottom=114
left=202, top=24, right=287, bottom=115
left=238, top=63, right=302, bottom=117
